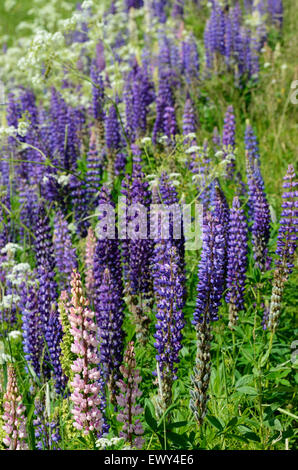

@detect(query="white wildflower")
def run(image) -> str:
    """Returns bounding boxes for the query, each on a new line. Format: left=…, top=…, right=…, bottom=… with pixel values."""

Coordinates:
left=186, top=145, right=200, bottom=154
left=8, top=330, right=22, bottom=340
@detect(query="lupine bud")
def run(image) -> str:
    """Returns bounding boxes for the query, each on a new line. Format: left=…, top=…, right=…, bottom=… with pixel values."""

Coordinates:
left=190, top=321, right=212, bottom=426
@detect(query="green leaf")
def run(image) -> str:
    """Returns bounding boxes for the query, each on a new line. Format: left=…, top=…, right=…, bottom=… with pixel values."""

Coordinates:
left=157, top=403, right=179, bottom=427
left=225, top=433, right=249, bottom=443
left=242, top=432, right=261, bottom=442
left=274, top=419, right=283, bottom=432
left=226, top=417, right=238, bottom=429
left=144, top=401, right=158, bottom=432
left=167, top=421, right=189, bottom=430
left=166, top=431, right=191, bottom=449
left=235, top=374, right=254, bottom=389
left=206, top=415, right=224, bottom=431
left=236, top=386, right=258, bottom=396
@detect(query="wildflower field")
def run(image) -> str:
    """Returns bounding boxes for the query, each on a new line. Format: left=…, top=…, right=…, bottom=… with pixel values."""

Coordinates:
left=0, top=0, right=297, bottom=452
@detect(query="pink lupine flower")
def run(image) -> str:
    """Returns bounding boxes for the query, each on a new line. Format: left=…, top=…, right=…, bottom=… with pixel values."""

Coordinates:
left=69, top=269, right=102, bottom=436
left=2, top=365, right=28, bottom=450
left=116, top=342, right=144, bottom=449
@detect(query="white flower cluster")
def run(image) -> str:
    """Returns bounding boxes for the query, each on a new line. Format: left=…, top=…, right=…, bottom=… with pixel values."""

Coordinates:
left=95, top=437, right=128, bottom=450
left=1, top=243, right=22, bottom=258
left=6, top=263, right=36, bottom=288
left=0, top=341, right=14, bottom=365
left=8, top=330, right=23, bottom=340
left=0, top=125, right=17, bottom=140
left=0, top=294, right=21, bottom=310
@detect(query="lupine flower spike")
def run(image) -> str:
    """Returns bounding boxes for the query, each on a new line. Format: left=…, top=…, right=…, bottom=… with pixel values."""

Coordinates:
left=226, top=197, right=248, bottom=328
left=68, top=270, right=103, bottom=436
left=2, top=365, right=28, bottom=450
left=152, top=243, right=185, bottom=415
left=190, top=212, right=225, bottom=425
left=116, top=342, right=144, bottom=449
left=267, top=165, right=297, bottom=332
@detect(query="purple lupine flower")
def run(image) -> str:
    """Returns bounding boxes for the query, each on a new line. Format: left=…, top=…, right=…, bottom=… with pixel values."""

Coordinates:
left=2, top=365, right=28, bottom=450
left=152, top=242, right=185, bottom=411
left=245, top=123, right=260, bottom=167
left=212, top=182, right=229, bottom=229
left=34, top=203, right=65, bottom=392
left=212, top=183, right=229, bottom=285
left=48, top=88, right=68, bottom=168
left=33, top=397, right=61, bottom=450
left=96, top=268, right=124, bottom=400
left=38, top=267, right=66, bottom=394
left=190, top=210, right=226, bottom=424
left=34, top=203, right=56, bottom=272
left=245, top=124, right=266, bottom=220
left=155, top=172, right=185, bottom=266
left=124, top=0, right=144, bottom=12
left=204, top=1, right=225, bottom=68
left=226, top=196, right=248, bottom=328
left=22, top=286, right=43, bottom=377
left=90, top=61, right=105, bottom=122
left=267, top=165, right=297, bottom=332
left=6, top=92, right=22, bottom=148
left=204, top=17, right=213, bottom=70
left=212, top=126, right=221, bottom=149
left=250, top=35, right=260, bottom=79
left=275, top=165, right=298, bottom=274
left=93, top=185, right=123, bottom=297
left=121, top=164, right=153, bottom=297
left=181, top=37, right=200, bottom=84
left=69, top=270, right=103, bottom=435
left=70, top=172, right=89, bottom=237
left=172, top=0, right=184, bottom=18
left=124, top=61, right=155, bottom=141
left=182, top=98, right=197, bottom=142
left=49, top=89, right=81, bottom=172
left=53, top=211, right=77, bottom=289
left=224, top=14, right=233, bottom=66
left=193, top=211, right=225, bottom=324
left=192, top=140, right=211, bottom=208
left=105, top=103, right=126, bottom=178
left=250, top=176, right=271, bottom=271
left=153, top=37, right=177, bottom=143
left=152, top=0, right=168, bottom=23
left=18, top=179, right=38, bottom=243
left=19, top=89, right=42, bottom=184
left=116, top=342, right=144, bottom=449
left=93, top=187, right=124, bottom=383
left=268, top=0, right=283, bottom=28
left=222, top=105, right=236, bottom=178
